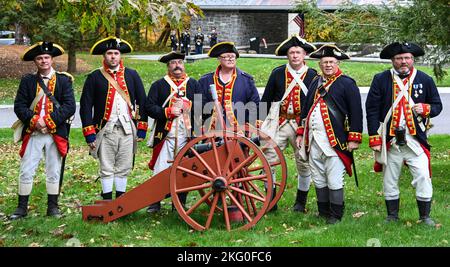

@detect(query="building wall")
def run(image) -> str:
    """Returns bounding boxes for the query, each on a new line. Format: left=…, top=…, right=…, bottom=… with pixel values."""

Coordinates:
left=190, top=11, right=288, bottom=48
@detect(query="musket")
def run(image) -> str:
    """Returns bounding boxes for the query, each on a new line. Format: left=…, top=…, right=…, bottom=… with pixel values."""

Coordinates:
left=59, top=121, right=72, bottom=194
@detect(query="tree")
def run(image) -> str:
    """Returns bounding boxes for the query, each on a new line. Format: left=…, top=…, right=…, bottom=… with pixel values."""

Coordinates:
left=0, top=0, right=201, bottom=73
left=295, top=0, right=449, bottom=81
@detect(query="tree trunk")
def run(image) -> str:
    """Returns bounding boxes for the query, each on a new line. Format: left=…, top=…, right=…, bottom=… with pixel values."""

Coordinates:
left=14, top=23, right=24, bottom=45
left=67, top=42, right=77, bottom=73
left=156, top=24, right=171, bottom=47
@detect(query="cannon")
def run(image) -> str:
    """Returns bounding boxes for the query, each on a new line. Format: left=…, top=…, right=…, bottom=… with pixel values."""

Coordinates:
left=82, top=86, right=287, bottom=231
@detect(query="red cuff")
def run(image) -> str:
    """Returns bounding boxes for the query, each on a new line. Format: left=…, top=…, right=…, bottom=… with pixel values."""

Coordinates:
left=43, top=114, right=57, bottom=133
left=28, top=115, right=40, bottom=132
left=83, top=125, right=96, bottom=137
left=296, top=126, right=304, bottom=136
left=369, top=135, right=382, bottom=147
left=420, top=103, right=431, bottom=118
left=347, top=132, right=362, bottom=143
left=137, top=121, right=148, bottom=131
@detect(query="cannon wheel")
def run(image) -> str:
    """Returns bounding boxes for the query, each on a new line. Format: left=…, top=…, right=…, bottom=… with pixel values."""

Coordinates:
left=239, top=124, right=288, bottom=211
left=170, top=131, right=273, bottom=231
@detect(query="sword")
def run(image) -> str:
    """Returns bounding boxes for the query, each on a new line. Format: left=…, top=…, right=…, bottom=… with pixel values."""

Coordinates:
left=352, top=151, right=359, bottom=188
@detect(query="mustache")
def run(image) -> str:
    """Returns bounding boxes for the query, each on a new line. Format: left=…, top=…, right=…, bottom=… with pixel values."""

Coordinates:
left=173, top=67, right=183, bottom=71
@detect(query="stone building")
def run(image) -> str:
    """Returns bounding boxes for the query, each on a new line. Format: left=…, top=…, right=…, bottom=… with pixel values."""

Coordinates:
left=189, top=0, right=412, bottom=52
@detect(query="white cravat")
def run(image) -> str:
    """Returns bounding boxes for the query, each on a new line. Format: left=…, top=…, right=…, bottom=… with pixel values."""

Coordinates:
left=39, top=68, right=55, bottom=117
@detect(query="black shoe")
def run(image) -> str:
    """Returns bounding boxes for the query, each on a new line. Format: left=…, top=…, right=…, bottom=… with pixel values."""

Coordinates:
left=385, top=199, right=400, bottom=222
left=293, top=190, right=308, bottom=213
left=268, top=203, right=278, bottom=213
left=147, top=202, right=161, bottom=213
left=9, top=195, right=29, bottom=220
left=116, top=191, right=125, bottom=198
left=101, top=192, right=113, bottom=200
left=328, top=203, right=344, bottom=224
left=47, top=194, right=62, bottom=218
left=417, top=200, right=435, bottom=227
left=172, top=192, right=188, bottom=211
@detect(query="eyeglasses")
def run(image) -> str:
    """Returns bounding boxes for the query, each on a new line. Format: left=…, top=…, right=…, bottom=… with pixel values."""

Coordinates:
left=168, top=59, right=184, bottom=65
left=393, top=56, right=413, bottom=61
left=219, top=56, right=236, bottom=61
left=320, top=60, right=338, bottom=66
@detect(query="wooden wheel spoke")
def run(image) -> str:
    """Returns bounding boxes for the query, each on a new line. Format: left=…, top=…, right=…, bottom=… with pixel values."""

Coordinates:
left=189, top=147, right=217, bottom=177
left=221, top=193, right=230, bottom=231
left=210, top=137, right=222, bottom=176
left=205, top=193, right=220, bottom=229
left=226, top=191, right=253, bottom=222
left=226, top=153, right=258, bottom=179
left=230, top=174, right=267, bottom=184
left=246, top=180, right=265, bottom=198
left=246, top=165, right=264, bottom=172
left=261, top=178, right=281, bottom=187
left=176, top=183, right=212, bottom=194
left=186, top=190, right=214, bottom=215
left=229, top=185, right=265, bottom=202
left=242, top=182, right=257, bottom=216
left=222, top=139, right=238, bottom=175
left=176, top=166, right=213, bottom=182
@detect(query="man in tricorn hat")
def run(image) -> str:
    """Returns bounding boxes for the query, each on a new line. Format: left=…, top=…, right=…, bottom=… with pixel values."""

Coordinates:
left=10, top=41, right=76, bottom=220
left=296, top=44, right=363, bottom=224
left=145, top=51, right=205, bottom=213
left=260, top=35, right=317, bottom=213
left=366, top=42, right=442, bottom=226
left=199, top=42, right=260, bottom=131
left=80, top=36, right=148, bottom=201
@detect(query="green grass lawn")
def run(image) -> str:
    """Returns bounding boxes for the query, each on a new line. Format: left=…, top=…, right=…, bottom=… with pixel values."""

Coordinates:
left=0, top=54, right=449, bottom=105
left=0, top=128, right=448, bottom=247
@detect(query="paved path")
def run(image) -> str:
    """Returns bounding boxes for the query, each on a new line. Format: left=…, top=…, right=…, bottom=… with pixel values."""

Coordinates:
left=2, top=88, right=449, bottom=134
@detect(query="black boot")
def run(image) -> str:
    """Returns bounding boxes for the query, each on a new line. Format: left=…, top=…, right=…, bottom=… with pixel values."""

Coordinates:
left=47, top=194, right=62, bottom=218
left=385, top=199, right=400, bottom=222
left=328, top=189, right=344, bottom=224
left=172, top=192, right=188, bottom=211
left=328, top=202, right=344, bottom=224
left=9, top=195, right=29, bottom=220
left=267, top=187, right=278, bottom=212
left=147, top=202, right=161, bottom=213
left=293, top=189, right=308, bottom=213
left=315, top=187, right=330, bottom=218
left=101, top=192, right=113, bottom=200
left=417, top=200, right=435, bottom=227
left=116, top=191, right=125, bottom=198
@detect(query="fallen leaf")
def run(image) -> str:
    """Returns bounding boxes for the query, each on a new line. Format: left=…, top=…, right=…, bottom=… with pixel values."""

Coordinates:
left=50, top=228, right=64, bottom=237
left=442, top=240, right=448, bottom=244
left=28, top=242, right=41, bottom=247
left=289, top=240, right=302, bottom=244
left=89, top=238, right=95, bottom=243
left=435, top=224, right=442, bottom=229
left=406, top=221, right=412, bottom=227
left=352, top=211, right=368, bottom=218
left=264, top=226, right=272, bottom=233
left=187, top=242, right=197, bottom=247
left=234, top=239, right=243, bottom=243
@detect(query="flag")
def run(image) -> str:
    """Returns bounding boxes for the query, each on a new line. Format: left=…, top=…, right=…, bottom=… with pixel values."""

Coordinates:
left=293, top=13, right=305, bottom=38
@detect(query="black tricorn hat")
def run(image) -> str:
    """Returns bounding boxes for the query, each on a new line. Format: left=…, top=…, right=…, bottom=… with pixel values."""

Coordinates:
left=309, top=44, right=350, bottom=60
left=21, top=41, right=64, bottom=61
left=208, top=42, right=239, bottom=58
left=379, top=42, right=424, bottom=59
left=90, top=36, right=133, bottom=55
left=158, top=51, right=185, bottom=63
left=275, top=35, right=317, bottom=56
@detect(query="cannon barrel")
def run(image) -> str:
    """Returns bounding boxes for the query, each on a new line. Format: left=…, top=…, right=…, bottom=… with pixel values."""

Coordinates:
left=190, top=136, right=260, bottom=155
